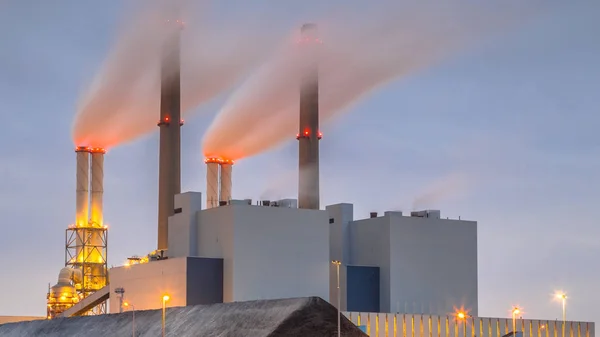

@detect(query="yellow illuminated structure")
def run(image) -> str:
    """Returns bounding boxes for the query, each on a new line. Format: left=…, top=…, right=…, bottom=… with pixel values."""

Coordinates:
left=46, top=268, right=82, bottom=319
left=65, top=222, right=108, bottom=315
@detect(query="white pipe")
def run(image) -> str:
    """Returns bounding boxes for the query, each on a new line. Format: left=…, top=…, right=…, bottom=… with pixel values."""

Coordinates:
left=206, top=162, right=219, bottom=208
left=219, top=163, right=232, bottom=203
left=75, top=149, right=90, bottom=227
left=57, top=267, right=83, bottom=286
left=90, top=151, right=104, bottom=226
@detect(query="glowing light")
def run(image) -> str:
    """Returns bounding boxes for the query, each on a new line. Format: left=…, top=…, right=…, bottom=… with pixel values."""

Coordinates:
left=331, top=260, right=341, bottom=265
left=204, top=157, right=235, bottom=165
left=555, top=292, right=567, bottom=300
left=457, top=312, right=466, bottom=319
left=512, top=307, right=520, bottom=315
left=124, top=302, right=129, bottom=307
left=162, top=295, right=170, bottom=302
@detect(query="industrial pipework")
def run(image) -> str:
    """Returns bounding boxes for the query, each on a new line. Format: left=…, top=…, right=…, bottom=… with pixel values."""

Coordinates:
left=46, top=267, right=83, bottom=319
left=297, top=23, right=321, bottom=210
left=157, top=18, right=184, bottom=251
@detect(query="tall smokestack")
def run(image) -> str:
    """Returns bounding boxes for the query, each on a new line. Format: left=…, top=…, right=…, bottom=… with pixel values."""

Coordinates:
left=75, top=147, right=90, bottom=227
left=89, top=148, right=105, bottom=227
left=205, top=158, right=220, bottom=209
left=157, top=18, right=183, bottom=250
left=219, top=160, right=233, bottom=204
left=298, top=23, right=321, bottom=210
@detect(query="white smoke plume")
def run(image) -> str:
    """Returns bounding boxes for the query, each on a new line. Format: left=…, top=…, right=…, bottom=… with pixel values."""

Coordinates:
left=72, top=0, right=281, bottom=149
left=411, top=171, right=471, bottom=210
left=202, top=0, right=543, bottom=160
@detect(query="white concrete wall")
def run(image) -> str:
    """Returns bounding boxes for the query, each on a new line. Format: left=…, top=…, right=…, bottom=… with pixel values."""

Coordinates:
left=108, top=258, right=187, bottom=313
left=388, top=214, right=478, bottom=316
left=168, top=192, right=202, bottom=258
left=327, top=203, right=354, bottom=310
left=230, top=205, right=330, bottom=302
left=196, top=207, right=235, bottom=301
left=344, top=312, right=595, bottom=337
left=327, top=203, right=354, bottom=263
left=349, top=216, right=392, bottom=312
left=194, top=204, right=330, bottom=303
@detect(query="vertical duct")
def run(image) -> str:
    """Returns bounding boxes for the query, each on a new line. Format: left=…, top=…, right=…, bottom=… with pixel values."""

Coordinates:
left=75, top=147, right=90, bottom=227
left=157, top=18, right=183, bottom=250
left=90, top=149, right=105, bottom=227
left=206, top=159, right=220, bottom=209
left=219, top=161, right=233, bottom=204
left=298, top=23, right=320, bottom=210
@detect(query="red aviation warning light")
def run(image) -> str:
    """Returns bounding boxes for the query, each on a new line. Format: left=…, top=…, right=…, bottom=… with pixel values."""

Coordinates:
left=165, top=19, right=186, bottom=29
left=296, top=130, right=323, bottom=140
left=157, top=116, right=185, bottom=126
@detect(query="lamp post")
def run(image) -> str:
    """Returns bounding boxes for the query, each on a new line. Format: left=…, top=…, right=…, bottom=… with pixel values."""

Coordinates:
left=457, top=311, right=467, bottom=337
left=162, top=295, right=170, bottom=337
left=512, top=307, right=520, bottom=337
left=555, top=293, right=567, bottom=337
left=332, top=260, right=341, bottom=337
left=124, top=302, right=135, bottom=337
left=556, top=293, right=567, bottom=322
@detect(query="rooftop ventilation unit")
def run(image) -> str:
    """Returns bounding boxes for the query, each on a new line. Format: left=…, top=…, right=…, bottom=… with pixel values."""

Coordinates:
left=410, top=210, right=441, bottom=219
left=261, top=200, right=271, bottom=206
left=277, top=199, right=298, bottom=208
left=369, top=212, right=378, bottom=218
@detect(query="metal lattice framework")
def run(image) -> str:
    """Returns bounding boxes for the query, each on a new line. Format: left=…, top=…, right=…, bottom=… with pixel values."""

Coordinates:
left=65, top=225, right=108, bottom=315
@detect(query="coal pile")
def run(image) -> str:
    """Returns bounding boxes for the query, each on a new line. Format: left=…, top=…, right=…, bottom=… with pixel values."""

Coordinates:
left=0, top=297, right=367, bottom=337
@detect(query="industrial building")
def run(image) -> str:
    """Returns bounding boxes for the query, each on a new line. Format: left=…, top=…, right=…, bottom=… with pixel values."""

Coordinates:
left=22, top=16, right=594, bottom=337
left=107, top=193, right=476, bottom=317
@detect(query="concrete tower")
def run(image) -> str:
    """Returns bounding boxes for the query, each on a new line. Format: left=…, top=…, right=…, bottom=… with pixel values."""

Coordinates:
left=298, top=23, right=321, bottom=210
left=157, top=19, right=183, bottom=250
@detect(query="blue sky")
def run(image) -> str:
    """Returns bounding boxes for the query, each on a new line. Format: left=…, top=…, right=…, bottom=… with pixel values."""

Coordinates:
left=0, top=0, right=598, bottom=323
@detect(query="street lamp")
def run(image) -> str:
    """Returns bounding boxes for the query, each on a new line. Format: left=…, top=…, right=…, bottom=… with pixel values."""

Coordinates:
left=555, top=292, right=567, bottom=337
left=512, top=307, right=520, bottom=337
left=456, top=311, right=468, bottom=337
left=332, top=260, right=341, bottom=337
left=162, top=295, right=170, bottom=337
left=555, top=293, right=567, bottom=322
left=123, top=301, right=135, bottom=337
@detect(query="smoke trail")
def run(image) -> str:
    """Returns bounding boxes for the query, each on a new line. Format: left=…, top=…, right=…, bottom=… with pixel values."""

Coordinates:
left=202, top=0, right=543, bottom=160
left=72, top=0, right=281, bottom=149
left=411, top=172, right=471, bottom=210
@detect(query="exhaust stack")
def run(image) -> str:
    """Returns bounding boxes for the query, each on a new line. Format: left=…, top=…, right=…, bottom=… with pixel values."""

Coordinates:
left=297, top=23, right=321, bottom=210
left=205, top=158, right=220, bottom=209
left=89, top=148, right=105, bottom=226
left=157, top=19, right=184, bottom=250
left=219, top=160, right=233, bottom=204
left=75, top=147, right=90, bottom=227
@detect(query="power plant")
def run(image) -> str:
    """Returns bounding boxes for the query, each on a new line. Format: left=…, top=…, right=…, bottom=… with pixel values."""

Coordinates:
left=2, top=20, right=592, bottom=337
